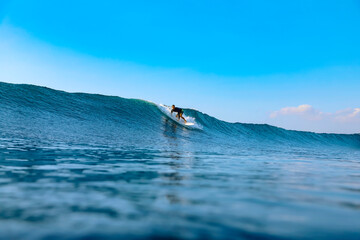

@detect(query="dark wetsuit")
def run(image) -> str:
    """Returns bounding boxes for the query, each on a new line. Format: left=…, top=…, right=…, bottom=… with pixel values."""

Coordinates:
left=171, top=107, right=183, bottom=114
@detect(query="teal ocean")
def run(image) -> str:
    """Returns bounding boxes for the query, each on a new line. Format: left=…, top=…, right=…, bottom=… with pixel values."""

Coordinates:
left=0, top=82, right=359, bottom=240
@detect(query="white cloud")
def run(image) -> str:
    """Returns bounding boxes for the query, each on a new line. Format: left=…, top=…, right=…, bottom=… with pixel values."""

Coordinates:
left=271, top=105, right=360, bottom=123
left=270, top=105, right=360, bottom=133
left=333, top=108, right=360, bottom=122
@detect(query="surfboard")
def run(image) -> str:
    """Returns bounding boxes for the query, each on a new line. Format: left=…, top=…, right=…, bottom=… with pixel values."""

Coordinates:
left=158, top=104, right=195, bottom=127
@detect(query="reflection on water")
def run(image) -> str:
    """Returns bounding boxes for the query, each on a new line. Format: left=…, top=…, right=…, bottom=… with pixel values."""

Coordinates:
left=163, top=117, right=179, bottom=139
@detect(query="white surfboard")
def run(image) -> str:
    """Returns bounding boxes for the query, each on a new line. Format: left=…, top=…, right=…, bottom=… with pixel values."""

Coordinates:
left=158, top=104, right=199, bottom=128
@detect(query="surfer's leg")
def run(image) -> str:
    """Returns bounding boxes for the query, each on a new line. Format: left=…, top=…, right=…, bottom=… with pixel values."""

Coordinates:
left=180, top=113, right=187, bottom=123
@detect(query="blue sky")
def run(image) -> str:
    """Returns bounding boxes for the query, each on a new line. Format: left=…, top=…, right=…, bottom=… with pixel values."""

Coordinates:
left=1, top=0, right=360, bottom=133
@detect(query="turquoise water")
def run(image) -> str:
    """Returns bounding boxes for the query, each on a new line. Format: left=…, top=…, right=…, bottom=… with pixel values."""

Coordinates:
left=0, top=82, right=360, bottom=240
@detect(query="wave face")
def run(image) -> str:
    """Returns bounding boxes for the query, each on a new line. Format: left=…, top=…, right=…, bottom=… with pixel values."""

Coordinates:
left=1, top=82, right=359, bottom=149
left=1, top=81, right=360, bottom=240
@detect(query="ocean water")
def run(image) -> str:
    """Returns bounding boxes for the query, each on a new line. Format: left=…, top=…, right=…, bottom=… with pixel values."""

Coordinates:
left=0, top=82, right=359, bottom=240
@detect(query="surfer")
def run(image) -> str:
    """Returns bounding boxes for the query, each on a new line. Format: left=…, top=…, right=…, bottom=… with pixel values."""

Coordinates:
left=171, top=105, right=187, bottom=123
